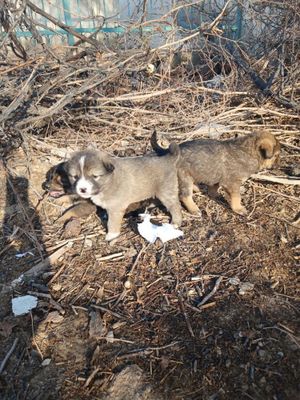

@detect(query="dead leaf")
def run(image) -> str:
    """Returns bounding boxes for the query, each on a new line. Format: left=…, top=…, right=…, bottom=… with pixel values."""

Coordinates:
left=89, top=310, right=107, bottom=340
left=0, top=319, right=18, bottom=338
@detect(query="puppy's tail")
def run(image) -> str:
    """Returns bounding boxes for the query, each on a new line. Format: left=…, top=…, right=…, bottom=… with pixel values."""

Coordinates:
left=150, top=130, right=170, bottom=156
left=168, top=142, right=181, bottom=165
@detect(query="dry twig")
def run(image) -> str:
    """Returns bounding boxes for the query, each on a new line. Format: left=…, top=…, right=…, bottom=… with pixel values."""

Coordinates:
left=198, top=277, right=223, bottom=307
left=0, top=338, right=19, bottom=374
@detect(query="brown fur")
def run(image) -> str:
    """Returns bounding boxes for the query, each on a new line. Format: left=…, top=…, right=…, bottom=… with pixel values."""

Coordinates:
left=151, top=130, right=280, bottom=215
left=65, top=144, right=182, bottom=241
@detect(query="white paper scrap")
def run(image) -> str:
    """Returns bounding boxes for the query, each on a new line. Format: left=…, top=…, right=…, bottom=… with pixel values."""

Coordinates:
left=12, top=295, right=38, bottom=316
left=15, top=251, right=34, bottom=259
left=137, top=214, right=183, bottom=243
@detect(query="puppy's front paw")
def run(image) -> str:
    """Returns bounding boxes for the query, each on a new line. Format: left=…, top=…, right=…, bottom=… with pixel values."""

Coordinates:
left=54, top=195, right=73, bottom=207
left=105, top=232, right=120, bottom=242
left=234, top=206, right=248, bottom=216
left=172, top=217, right=182, bottom=228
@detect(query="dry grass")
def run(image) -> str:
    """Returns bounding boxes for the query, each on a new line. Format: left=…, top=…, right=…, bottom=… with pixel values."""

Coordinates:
left=0, top=1, right=299, bottom=399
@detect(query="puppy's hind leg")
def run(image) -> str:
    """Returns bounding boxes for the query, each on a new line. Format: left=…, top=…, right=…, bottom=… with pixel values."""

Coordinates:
left=179, top=175, right=200, bottom=215
left=158, top=193, right=182, bottom=227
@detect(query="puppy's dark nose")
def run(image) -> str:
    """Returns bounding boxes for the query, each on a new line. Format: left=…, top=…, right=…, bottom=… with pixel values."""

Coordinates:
left=42, top=181, right=50, bottom=190
left=80, top=188, right=87, bottom=194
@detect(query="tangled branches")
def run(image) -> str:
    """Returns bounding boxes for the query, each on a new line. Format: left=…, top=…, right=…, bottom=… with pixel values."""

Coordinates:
left=0, top=1, right=299, bottom=157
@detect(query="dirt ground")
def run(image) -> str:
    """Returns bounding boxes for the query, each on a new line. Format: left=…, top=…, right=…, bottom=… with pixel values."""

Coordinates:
left=0, top=124, right=299, bottom=400
left=0, top=0, right=299, bottom=396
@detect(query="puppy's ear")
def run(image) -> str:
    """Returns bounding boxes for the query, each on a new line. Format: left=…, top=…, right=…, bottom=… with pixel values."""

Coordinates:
left=102, top=155, right=115, bottom=173
left=58, top=161, right=70, bottom=178
left=57, top=161, right=68, bottom=173
left=258, top=138, right=275, bottom=159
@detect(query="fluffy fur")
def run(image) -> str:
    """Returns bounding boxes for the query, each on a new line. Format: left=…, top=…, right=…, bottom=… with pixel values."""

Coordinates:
left=151, top=130, right=280, bottom=215
left=65, top=144, right=182, bottom=241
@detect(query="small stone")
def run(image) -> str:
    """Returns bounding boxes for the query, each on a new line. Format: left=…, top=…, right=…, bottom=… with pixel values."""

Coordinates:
left=280, top=235, right=288, bottom=244
left=258, top=349, right=266, bottom=359
left=290, top=165, right=300, bottom=176
left=52, top=283, right=62, bottom=292
left=229, top=276, right=240, bottom=286
left=84, top=238, right=93, bottom=248
left=187, top=288, right=197, bottom=297
left=146, top=63, right=156, bottom=75
left=106, top=331, right=114, bottom=343
left=124, top=280, right=132, bottom=289
left=225, top=359, right=231, bottom=368
left=239, top=282, right=254, bottom=295
left=41, top=358, right=51, bottom=366
left=95, top=286, right=104, bottom=300
left=259, top=376, right=266, bottom=385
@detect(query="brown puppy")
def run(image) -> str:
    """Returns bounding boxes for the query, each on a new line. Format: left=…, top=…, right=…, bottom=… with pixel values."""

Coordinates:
left=65, top=144, right=182, bottom=241
left=151, top=130, right=280, bottom=215
left=43, top=162, right=97, bottom=222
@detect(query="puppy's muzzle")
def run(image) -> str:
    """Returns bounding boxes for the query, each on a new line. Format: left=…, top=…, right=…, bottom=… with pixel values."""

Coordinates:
left=75, top=177, right=95, bottom=198
left=42, top=181, right=50, bottom=191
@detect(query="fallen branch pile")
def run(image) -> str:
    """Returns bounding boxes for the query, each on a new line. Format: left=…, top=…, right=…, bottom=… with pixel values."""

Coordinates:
left=0, top=3, right=299, bottom=399
left=0, top=1, right=299, bottom=158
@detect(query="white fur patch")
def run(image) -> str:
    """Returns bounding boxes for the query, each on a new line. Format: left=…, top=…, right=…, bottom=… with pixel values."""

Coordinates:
left=76, top=177, right=93, bottom=198
left=79, top=156, right=85, bottom=175
left=75, top=155, right=94, bottom=198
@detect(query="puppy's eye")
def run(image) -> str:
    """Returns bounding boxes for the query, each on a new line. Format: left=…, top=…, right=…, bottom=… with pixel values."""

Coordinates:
left=92, top=174, right=101, bottom=179
left=69, top=174, right=78, bottom=180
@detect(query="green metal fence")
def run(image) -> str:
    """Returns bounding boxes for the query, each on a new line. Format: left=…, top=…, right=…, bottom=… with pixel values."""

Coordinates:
left=4, top=0, right=243, bottom=45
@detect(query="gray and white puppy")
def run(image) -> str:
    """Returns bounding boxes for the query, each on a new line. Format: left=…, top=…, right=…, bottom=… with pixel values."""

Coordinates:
left=65, top=144, right=182, bottom=241
left=151, top=130, right=280, bottom=215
